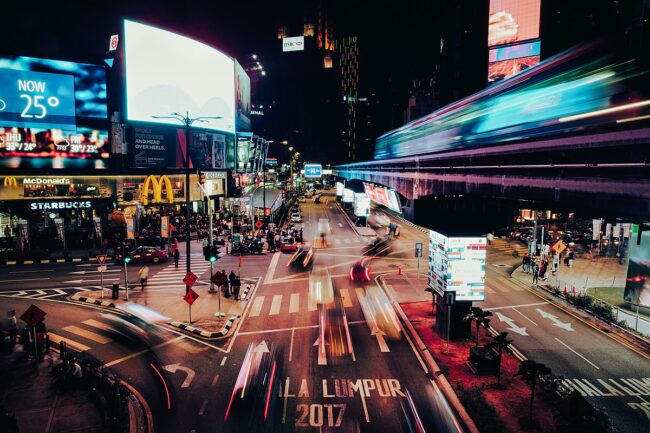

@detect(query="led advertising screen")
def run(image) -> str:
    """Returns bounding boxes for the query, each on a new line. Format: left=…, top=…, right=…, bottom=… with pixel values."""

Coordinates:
left=336, top=182, right=344, bottom=197
left=124, top=20, right=235, bottom=133
left=236, top=133, right=252, bottom=173
left=624, top=224, right=650, bottom=308
left=342, top=188, right=354, bottom=203
left=488, top=54, right=540, bottom=83
left=488, top=0, right=540, bottom=47
left=282, top=36, right=305, bottom=52
left=353, top=192, right=371, bottom=217
left=0, top=56, right=109, bottom=170
left=363, top=183, right=402, bottom=213
left=428, top=230, right=487, bottom=301
left=235, top=60, right=251, bottom=132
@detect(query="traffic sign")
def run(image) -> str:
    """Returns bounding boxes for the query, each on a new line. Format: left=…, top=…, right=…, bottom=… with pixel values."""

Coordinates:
left=97, top=255, right=107, bottom=265
left=443, top=291, right=456, bottom=307
left=552, top=240, right=567, bottom=254
left=98, top=265, right=108, bottom=272
left=415, top=242, right=423, bottom=258
left=183, top=272, right=198, bottom=287
left=211, top=272, right=226, bottom=286
left=255, top=220, right=263, bottom=229
left=183, top=289, right=199, bottom=305
left=304, top=164, right=322, bottom=178
left=20, top=304, right=46, bottom=326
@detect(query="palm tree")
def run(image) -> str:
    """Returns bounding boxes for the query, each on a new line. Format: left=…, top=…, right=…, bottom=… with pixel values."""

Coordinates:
left=514, top=360, right=552, bottom=425
left=486, top=331, right=512, bottom=388
left=463, top=307, right=493, bottom=347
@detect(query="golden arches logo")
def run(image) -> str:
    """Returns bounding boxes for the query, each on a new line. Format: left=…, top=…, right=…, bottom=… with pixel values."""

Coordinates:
left=142, top=175, right=174, bottom=205
left=3, top=176, right=17, bottom=187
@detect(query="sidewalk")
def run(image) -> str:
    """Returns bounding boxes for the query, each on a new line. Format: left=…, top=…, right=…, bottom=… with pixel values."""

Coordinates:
left=0, top=350, right=103, bottom=433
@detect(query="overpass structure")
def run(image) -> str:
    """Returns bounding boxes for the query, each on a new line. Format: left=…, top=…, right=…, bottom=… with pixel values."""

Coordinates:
left=335, top=41, right=650, bottom=219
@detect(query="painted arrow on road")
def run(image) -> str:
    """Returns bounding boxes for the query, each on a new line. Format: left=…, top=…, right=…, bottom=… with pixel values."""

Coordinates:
left=253, top=340, right=270, bottom=354
left=495, top=312, right=528, bottom=336
left=371, top=326, right=390, bottom=352
left=163, top=363, right=196, bottom=388
left=536, top=309, right=574, bottom=331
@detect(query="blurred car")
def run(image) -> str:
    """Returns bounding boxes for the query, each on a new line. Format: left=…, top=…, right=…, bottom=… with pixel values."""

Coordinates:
left=364, top=237, right=392, bottom=256
left=291, top=213, right=302, bottom=223
left=280, top=237, right=298, bottom=252
left=368, top=212, right=391, bottom=228
left=349, top=260, right=371, bottom=282
left=130, top=246, right=168, bottom=264
left=224, top=342, right=281, bottom=431
left=317, top=218, right=331, bottom=236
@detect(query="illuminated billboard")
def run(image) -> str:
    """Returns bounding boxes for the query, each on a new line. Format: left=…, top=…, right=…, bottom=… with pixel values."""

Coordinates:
left=235, top=60, right=251, bottom=132
left=282, top=36, right=305, bottom=52
left=0, top=56, right=109, bottom=170
left=363, top=183, right=402, bottom=213
left=336, top=182, right=344, bottom=197
left=624, top=224, right=650, bottom=308
left=488, top=0, right=540, bottom=47
left=354, top=193, right=371, bottom=217
left=428, top=230, right=487, bottom=301
left=488, top=54, right=540, bottom=83
left=236, top=133, right=252, bottom=173
left=342, top=188, right=354, bottom=203
left=124, top=20, right=235, bottom=133
left=304, top=164, right=322, bottom=178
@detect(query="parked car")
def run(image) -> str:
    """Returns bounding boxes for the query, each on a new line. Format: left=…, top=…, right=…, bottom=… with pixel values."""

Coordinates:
left=291, top=213, right=302, bottom=223
left=117, top=246, right=168, bottom=264
left=280, top=237, right=298, bottom=252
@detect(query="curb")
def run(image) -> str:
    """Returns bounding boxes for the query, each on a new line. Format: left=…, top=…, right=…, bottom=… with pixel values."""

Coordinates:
left=384, top=209, right=429, bottom=235
left=169, top=314, right=238, bottom=339
left=71, top=294, right=117, bottom=308
left=377, top=275, right=479, bottom=433
left=334, top=202, right=373, bottom=237
left=0, top=256, right=101, bottom=266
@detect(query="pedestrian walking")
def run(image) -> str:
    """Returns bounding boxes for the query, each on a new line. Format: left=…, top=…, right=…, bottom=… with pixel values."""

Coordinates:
left=233, top=276, right=241, bottom=300
left=522, top=255, right=530, bottom=273
left=7, top=309, right=17, bottom=345
left=138, top=265, right=149, bottom=290
left=228, top=270, right=237, bottom=289
left=173, top=248, right=180, bottom=268
left=532, top=263, right=540, bottom=284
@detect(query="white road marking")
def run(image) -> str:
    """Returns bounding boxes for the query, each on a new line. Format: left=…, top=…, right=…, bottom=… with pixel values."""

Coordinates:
left=220, top=356, right=227, bottom=366
left=554, top=337, right=600, bottom=370
left=307, top=293, right=317, bottom=311
left=340, top=288, right=353, bottom=308
left=289, top=293, right=300, bottom=313
left=163, top=364, right=196, bottom=388
left=211, top=374, right=219, bottom=387
left=82, top=319, right=118, bottom=333
left=48, top=332, right=91, bottom=352
left=263, top=252, right=281, bottom=285
left=104, top=336, right=183, bottom=367
left=289, top=328, right=295, bottom=362
left=9, top=269, right=54, bottom=273
left=512, top=308, right=538, bottom=326
left=269, top=295, right=282, bottom=315
left=5, top=278, right=50, bottom=282
left=198, top=399, right=208, bottom=415
left=62, top=325, right=111, bottom=344
left=484, top=301, right=549, bottom=311
left=249, top=296, right=265, bottom=317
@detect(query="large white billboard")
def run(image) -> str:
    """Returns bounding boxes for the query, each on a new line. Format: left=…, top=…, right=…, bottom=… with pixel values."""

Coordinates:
left=282, top=36, right=305, bottom=52
left=428, top=230, right=487, bottom=301
left=124, top=20, right=235, bottom=133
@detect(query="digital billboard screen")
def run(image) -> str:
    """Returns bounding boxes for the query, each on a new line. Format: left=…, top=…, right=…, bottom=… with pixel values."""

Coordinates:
left=304, top=164, right=322, bottom=178
left=235, top=60, right=251, bottom=132
left=124, top=20, right=235, bottom=133
left=624, top=224, right=650, bottom=308
left=488, top=0, right=540, bottom=47
left=363, top=183, right=402, bottom=213
left=354, top=193, right=371, bottom=217
left=488, top=54, right=540, bottom=83
left=336, top=182, right=344, bottom=197
left=342, top=188, right=354, bottom=203
left=428, top=230, right=486, bottom=301
left=0, top=56, right=109, bottom=170
left=236, top=133, right=252, bottom=173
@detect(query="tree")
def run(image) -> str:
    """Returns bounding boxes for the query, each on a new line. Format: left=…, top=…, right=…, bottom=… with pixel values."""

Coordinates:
left=463, top=307, right=493, bottom=347
left=485, top=331, right=512, bottom=388
left=514, top=360, right=552, bottom=426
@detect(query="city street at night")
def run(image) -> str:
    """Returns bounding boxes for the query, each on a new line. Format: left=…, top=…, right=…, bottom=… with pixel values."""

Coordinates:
left=2, top=1, right=650, bottom=433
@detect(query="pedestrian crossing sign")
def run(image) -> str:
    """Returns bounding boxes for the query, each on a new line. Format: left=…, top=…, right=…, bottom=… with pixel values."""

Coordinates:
left=183, top=289, right=199, bottom=305
left=183, top=271, right=198, bottom=287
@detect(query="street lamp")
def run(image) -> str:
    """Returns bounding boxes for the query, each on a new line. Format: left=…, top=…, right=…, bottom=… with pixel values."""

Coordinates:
left=152, top=112, right=222, bottom=294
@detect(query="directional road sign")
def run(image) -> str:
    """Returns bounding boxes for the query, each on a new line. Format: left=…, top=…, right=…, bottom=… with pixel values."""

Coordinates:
left=20, top=304, right=46, bottom=326
left=304, top=164, right=322, bottom=178
left=443, top=291, right=456, bottom=307
left=255, top=220, right=263, bottom=229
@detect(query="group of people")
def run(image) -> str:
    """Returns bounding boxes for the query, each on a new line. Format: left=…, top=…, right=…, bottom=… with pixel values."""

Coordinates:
left=523, top=249, right=575, bottom=284
left=213, top=270, right=243, bottom=300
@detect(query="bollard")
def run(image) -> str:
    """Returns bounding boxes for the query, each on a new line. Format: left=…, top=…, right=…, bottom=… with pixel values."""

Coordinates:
left=398, top=266, right=402, bottom=275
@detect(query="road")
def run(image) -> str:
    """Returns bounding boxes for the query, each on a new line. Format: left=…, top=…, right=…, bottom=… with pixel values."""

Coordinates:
left=0, top=192, right=462, bottom=433
left=376, top=210, right=650, bottom=433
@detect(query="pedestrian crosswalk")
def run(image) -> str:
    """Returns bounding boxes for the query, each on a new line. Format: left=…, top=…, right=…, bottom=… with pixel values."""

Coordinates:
left=489, top=238, right=525, bottom=256
left=248, top=287, right=359, bottom=318
left=0, top=288, right=86, bottom=300
left=144, top=260, right=213, bottom=290
left=484, top=275, right=526, bottom=294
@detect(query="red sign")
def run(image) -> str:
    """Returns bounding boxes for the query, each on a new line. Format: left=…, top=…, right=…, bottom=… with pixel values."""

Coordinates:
left=183, top=271, right=198, bottom=287
left=97, top=255, right=107, bottom=265
left=211, top=272, right=226, bottom=286
left=20, top=304, right=46, bottom=326
left=109, top=34, right=119, bottom=51
left=255, top=220, right=263, bottom=229
left=183, top=289, right=199, bottom=305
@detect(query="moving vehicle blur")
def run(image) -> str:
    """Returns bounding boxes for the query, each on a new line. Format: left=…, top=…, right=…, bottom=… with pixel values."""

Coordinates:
left=349, top=260, right=371, bottom=283
left=317, top=218, right=331, bottom=236
left=115, top=246, right=168, bottom=264
left=368, top=211, right=391, bottom=228
left=364, top=237, right=393, bottom=256
left=309, top=266, right=334, bottom=305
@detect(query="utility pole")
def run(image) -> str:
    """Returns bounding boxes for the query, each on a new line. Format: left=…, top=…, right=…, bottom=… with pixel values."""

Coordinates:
left=152, top=112, right=222, bottom=294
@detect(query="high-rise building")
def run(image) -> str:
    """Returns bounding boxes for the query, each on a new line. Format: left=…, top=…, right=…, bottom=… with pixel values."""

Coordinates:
left=339, top=36, right=359, bottom=161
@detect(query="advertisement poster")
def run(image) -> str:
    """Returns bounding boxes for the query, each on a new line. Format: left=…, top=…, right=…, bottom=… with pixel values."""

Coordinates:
left=235, top=60, right=251, bottom=132
left=236, top=134, right=252, bottom=173
left=488, top=0, right=540, bottom=47
left=342, top=188, right=354, bottom=203
left=126, top=217, right=135, bottom=240
left=624, top=224, right=650, bottom=308
left=161, top=216, right=169, bottom=238
left=336, top=182, right=344, bottom=197
left=0, top=56, right=109, bottom=170
left=353, top=193, right=370, bottom=217
left=54, top=218, right=64, bottom=240
left=132, top=126, right=177, bottom=168
left=93, top=216, right=102, bottom=239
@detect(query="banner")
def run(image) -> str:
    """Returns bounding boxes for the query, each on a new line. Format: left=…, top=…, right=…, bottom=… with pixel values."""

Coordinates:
left=93, top=217, right=102, bottom=239
left=126, top=217, right=135, bottom=240
left=54, top=218, right=64, bottom=240
left=161, top=216, right=169, bottom=238
left=592, top=219, right=602, bottom=241
left=18, top=219, right=29, bottom=242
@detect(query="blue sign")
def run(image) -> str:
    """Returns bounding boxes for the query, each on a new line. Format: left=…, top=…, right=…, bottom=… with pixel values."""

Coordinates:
left=304, top=164, right=322, bottom=178
left=0, top=68, right=76, bottom=130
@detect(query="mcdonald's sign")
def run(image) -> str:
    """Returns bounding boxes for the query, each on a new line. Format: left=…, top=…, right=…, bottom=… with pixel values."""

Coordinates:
left=3, top=176, right=18, bottom=187
left=141, top=175, right=175, bottom=205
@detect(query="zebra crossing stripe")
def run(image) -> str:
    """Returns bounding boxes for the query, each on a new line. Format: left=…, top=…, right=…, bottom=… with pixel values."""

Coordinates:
left=71, top=294, right=116, bottom=308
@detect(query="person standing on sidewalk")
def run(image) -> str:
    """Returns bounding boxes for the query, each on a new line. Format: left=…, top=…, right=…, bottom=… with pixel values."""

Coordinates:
left=7, top=310, right=17, bottom=345
left=532, top=262, right=540, bottom=284
left=233, top=276, right=241, bottom=300
left=173, top=248, right=180, bottom=268
left=138, top=265, right=149, bottom=290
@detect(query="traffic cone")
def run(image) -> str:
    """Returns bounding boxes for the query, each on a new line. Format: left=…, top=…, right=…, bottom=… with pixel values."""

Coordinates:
left=563, top=285, right=568, bottom=296
left=398, top=266, right=402, bottom=275
left=572, top=284, right=576, bottom=295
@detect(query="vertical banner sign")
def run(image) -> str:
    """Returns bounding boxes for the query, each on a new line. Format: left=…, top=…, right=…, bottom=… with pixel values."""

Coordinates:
left=592, top=219, right=602, bottom=241
left=126, top=217, right=135, bottom=240
left=18, top=219, right=29, bottom=242
left=93, top=217, right=102, bottom=240
left=54, top=218, right=64, bottom=240
left=161, top=216, right=169, bottom=238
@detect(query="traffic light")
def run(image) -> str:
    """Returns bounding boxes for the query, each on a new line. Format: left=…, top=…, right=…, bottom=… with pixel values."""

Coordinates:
left=124, top=256, right=131, bottom=264
left=198, top=171, right=206, bottom=185
left=204, top=245, right=220, bottom=262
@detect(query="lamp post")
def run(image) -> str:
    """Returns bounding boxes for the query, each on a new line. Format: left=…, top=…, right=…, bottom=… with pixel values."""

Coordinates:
left=152, top=112, right=222, bottom=294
